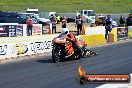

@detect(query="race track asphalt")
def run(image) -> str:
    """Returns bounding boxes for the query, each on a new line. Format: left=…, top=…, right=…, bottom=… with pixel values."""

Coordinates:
left=0, top=41, right=132, bottom=88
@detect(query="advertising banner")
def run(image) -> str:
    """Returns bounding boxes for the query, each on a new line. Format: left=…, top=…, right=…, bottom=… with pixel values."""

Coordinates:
left=0, top=34, right=58, bottom=59
left=42, top=23, right=52, bottom=34
left=16, top=25, right=23, bottom=36
left=0, top=45, right=7, bottom=55
left=0, top=25, right=9, bottom=37
left=0, top=23, right=23, bottom=37
left=117, top=27, right=128, bottom=39
left=8, top=25, right=16, bottom=37
left=32, top=24, right=42, bottom=35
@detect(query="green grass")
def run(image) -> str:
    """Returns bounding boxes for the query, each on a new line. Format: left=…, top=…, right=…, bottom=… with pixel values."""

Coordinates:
left=0, top=0, right=132, bottom=13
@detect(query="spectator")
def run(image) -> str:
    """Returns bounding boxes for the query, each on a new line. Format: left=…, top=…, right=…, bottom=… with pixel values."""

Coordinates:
left=52, top=16, right=57, bottom=34
left=55, top=14, right=60, bottom=24
left=126, top=14, right=132, bottom=26
left=75, top=15, right=83, bottom=35
left=49, top=14, right=54, bottom=21
left=26, top=16, right=33, bottom=36
left=105, top=15, right=113, bottom=40
left=119, top=15, right=125, bottom=25
left=62, top=16, right=67, bottom=28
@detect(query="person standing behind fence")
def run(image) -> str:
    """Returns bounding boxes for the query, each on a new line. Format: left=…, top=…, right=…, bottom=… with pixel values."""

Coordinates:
left=75, top=15, right=83, bottom=35
left=62, top=16, right=67, bottom=28
left=52, top=16, right=57, bottom=34
left=105, top=15, right=113, bottom=40
left=119, top=15, right=125, bottom=25
left=49, top=14, right=54, bottom=21
left=56, top=14, right=60, bottom=24
left=26, top=16, right=33, bottom=36
left=126, top=14, right=132, bottom=26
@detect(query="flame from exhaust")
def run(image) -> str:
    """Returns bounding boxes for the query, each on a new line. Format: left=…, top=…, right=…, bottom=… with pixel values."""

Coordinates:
left=78, top=66, right=86, bottom=76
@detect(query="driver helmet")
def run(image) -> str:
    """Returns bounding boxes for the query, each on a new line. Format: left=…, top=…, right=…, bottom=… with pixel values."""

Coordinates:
left=61, top=28, right=69, bottom=35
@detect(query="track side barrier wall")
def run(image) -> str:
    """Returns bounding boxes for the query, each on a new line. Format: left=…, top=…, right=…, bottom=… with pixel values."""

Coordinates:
left=79, top=34, right=106, bottom=46
left=128, top=26, right=132, bottom=38
left=81, top=26, right=106, bottom=46
left=108, top=28, right=117, bottom=42
left=128, top=30, right=132, bottom=38
left=0, top=34, right=58, bottom=60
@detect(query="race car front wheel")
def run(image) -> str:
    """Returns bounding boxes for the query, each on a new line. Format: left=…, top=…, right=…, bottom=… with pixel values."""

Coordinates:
left=52, top=46, right=63, bottom=63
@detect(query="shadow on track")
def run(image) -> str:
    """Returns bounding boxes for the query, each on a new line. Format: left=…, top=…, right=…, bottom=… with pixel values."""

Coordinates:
left=36, top=58, right=79, bottom=64
left=36, top=59, right=53, bottom=63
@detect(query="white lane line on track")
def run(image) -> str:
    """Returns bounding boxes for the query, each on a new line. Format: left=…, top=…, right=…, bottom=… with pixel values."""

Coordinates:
left=96, top=73, right=132, bottom=88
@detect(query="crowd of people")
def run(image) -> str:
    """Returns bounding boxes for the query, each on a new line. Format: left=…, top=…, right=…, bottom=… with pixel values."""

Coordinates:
left=50, top=15, right=67, bottom=34
left=50, top=14, right=83, bottom=35
left=104, top=14, right=132, bottom=40
left=51, top=14, right=132, bottom=40
left=26, top=13, right=132, bottom=39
